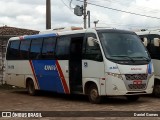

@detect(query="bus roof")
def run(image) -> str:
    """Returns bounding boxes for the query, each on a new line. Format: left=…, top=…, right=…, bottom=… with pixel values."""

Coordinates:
left=136, top=29, right=160, bottom=35
left=39, top=26, right=83, bottom=34
left=8, top=27, right=137, bottom=41
left=8, top=33, right=57, bottom=41
left=96, top=29, right=136, bottom=34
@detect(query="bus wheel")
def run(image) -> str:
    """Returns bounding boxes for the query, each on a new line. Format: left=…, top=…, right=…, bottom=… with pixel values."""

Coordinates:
left=27, top=80, right=36, bottom=96
left=153, top=84, right=160, bottom=97
left=88, top=84, right=102, bottom=104
left=126, top=95, right=140, bottom=102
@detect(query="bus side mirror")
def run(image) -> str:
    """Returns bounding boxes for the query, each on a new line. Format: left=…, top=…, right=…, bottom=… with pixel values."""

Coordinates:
left=143, top=37, right=148, bottom=47
left=153, top=38, right=160, bottom=47
left=87, top=37, right=96, bottom=46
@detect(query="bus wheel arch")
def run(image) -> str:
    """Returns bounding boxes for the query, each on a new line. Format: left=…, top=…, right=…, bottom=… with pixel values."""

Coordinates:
left=153, top=78, right=160, bottom=97
left=26, top=78, right=36, bottom=96
left=84, top=81, right=102, bottom=104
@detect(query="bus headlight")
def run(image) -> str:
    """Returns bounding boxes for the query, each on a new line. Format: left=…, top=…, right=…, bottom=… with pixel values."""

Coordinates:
left=107, top=72, right=123, bottom=80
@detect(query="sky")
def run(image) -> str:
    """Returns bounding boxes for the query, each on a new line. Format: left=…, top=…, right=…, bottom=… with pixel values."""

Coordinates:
left=0, top=0, right=160, bottom=31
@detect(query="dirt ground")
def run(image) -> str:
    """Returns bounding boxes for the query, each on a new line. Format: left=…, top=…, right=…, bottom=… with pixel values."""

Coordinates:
left=0, top=85, right=160, bottom=120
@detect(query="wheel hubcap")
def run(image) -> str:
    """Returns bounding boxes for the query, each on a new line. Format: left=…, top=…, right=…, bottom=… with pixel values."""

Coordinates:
left=28, top=83, right=33, bottom=93
left=90, top=89, right=98, bottom=101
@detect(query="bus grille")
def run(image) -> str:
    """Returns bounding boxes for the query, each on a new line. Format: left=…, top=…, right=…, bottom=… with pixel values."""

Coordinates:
left=125, top=74, right=147, bottom=80
left=128, top=84, right=146, bottom=90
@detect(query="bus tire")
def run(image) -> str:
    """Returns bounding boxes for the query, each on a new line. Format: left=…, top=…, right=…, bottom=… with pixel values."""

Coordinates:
left=153, top=84, right=160, bottom=97
left=126, top=95, right=140, bottom=102
left=27, top=80, right=36, bottom=96
left=88, top=84, right=102, bottom=104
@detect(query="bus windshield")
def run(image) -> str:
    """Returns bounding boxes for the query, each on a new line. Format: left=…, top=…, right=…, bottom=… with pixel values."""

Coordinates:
left=98, top=31, right=150, bottom=62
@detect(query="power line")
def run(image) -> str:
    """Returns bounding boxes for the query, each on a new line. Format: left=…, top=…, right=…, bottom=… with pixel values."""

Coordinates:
left=89, top=10, right=160, bottom=29
left=61, top=0, right=72, bottom=11
left=94, top=0, right=160, bottom=14
left=61, top=0, right=70, bottom=9
left=76, top=0, right=160, bottom=20
left=89, top=14, right=148, bottom=29
left=69, top=0, right=74, bottom=9
left=59, top=0, right=160, bottom=29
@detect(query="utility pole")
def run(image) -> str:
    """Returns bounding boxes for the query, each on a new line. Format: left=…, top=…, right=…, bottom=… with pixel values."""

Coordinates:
left=84, top=0, right=87, bottom=29
left=74, top=1, right=87, bottom=28
left=46, top=0, right=51, bottom=29
left=87, top=11, right=90, bottom=28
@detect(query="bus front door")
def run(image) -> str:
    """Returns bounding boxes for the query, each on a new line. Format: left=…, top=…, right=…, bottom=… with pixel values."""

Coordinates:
left=69, top=37, right=83, bottom=93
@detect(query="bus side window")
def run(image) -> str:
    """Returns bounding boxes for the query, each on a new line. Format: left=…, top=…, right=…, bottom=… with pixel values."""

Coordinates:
left=7, top=40, right=20, bottom=60
left=149, top=34, right=160, bottom=59
left=42, top=37, right=56, bottom=59
left=140, top=37, right=148, bottom=47
left=19, top=40, right=31, bottom=60
left=84, top=34, right=103, bottom=62
left=56, top=36, right=70, bottom=60
left=30, top=38, right=43, bottom=59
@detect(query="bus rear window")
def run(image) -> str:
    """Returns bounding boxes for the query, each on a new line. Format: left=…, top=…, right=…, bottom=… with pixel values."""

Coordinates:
left=7, top=40, right=20, bottom=60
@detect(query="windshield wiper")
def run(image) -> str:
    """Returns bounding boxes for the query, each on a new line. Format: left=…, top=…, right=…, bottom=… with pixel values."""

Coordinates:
left=110, top=55, right=135, bottom=62
left=132, top=56, right=150, bottom=62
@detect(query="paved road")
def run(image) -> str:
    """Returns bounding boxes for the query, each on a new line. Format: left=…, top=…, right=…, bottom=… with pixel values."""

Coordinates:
left=0, top=88, right=160, bottom=120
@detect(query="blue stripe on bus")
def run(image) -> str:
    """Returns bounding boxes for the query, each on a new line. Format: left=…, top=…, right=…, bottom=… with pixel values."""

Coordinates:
left=24, top=33, right=57, bottom=39
left=148, top=62, right=152, bottom=74
left=31, top=60, right=64, bottom=93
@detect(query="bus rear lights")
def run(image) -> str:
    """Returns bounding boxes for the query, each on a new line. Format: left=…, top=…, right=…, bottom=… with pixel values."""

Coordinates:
left=107, top=72, right=123, bottom=80
left=101, top=78, right=106, bottom=80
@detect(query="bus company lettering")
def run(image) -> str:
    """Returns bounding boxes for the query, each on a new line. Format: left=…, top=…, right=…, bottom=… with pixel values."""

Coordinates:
left=8, top=65, right=14, bottom=69
left=131, top=68, right=142, bottom=70
left=109, top=66, right=118, bottom=70
left=44, top=65, right=56, bottom=71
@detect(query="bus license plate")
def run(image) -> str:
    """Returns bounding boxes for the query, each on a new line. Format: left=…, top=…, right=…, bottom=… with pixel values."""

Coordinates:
left=133, top=80, right=142, bottom=85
